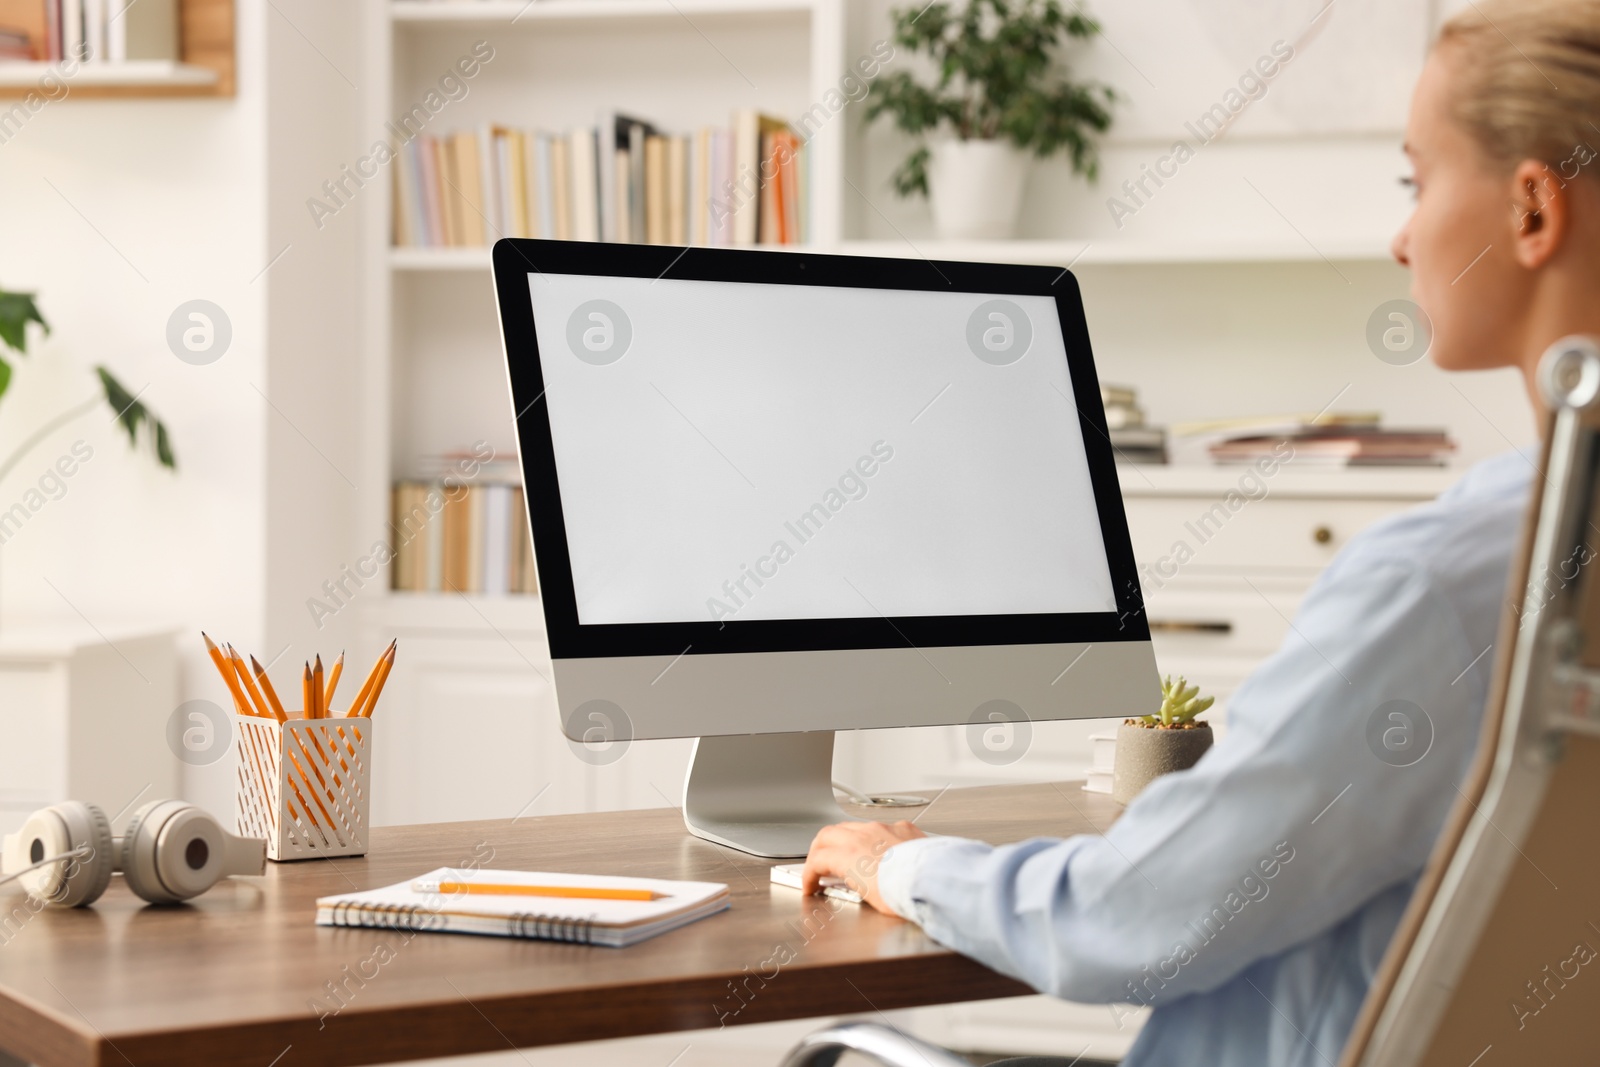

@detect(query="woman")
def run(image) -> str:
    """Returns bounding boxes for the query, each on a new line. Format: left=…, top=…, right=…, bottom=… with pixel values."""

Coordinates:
left=802, top=1, right=1600, bottom=1062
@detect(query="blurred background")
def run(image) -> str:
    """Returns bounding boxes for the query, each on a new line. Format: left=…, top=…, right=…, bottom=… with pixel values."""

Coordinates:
left=0, top=0, right=1521, bottom=1062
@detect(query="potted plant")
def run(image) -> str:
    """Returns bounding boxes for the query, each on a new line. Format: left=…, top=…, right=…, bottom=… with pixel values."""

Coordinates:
left=1111, top=675, right=1215, bottom=804
left=0, top=287, right=176, bottom=617
left=864, top=0, right=1115, bottom=240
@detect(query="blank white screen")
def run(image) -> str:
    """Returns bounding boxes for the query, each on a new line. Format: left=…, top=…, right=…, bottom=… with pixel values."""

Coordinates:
left=527, top=273, right=1116, bottom=625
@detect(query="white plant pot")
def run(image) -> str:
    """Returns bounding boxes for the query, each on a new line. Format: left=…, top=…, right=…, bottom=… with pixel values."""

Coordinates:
left=928, top=140, right=1030, bottom=240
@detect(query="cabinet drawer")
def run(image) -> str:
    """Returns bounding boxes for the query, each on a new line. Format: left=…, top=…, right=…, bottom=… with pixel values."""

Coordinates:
left=1143, top=578, right=1304, bottom=656
left=1124, top=495, right=1414, bottom=574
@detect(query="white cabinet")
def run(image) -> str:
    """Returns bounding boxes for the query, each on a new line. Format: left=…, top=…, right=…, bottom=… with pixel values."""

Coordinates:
left=0, top=624, right=179, bottom=839
left=1126, top=466, right=1454, bottom=727
left=366, top=594, right=693, bottom=828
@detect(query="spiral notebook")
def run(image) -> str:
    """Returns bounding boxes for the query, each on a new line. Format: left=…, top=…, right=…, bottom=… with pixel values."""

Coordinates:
left=315, top=867, right=730, bottom=948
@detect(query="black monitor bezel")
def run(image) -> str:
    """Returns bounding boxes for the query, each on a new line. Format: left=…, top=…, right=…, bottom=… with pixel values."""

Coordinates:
left=492, top=239, right=1149, bottom=660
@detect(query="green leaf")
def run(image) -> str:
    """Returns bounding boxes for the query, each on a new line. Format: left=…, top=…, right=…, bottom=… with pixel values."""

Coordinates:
left=0, top=290, right=49, bottom=355
left=867, top=0, right=1116, bottom=194
left=96, top=365, right=177, bottom=470
left=0, top=355, right=10, bottom=402
left=155, top=420, right=175, bottom=469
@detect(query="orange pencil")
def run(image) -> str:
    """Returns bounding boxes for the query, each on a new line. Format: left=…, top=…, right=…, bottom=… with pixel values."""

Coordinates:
left=202, top=632, right=252, bottom=716
left=312, top=654, right=326, bottom=719
left=358, top=644, right=395, bottom=718
left=250, top=655, right=289, bottom=722
left=324, top=651, right=345, bottom=713
left=227, top=644, right=275, bottom=720
left=344, top=640, right=394, bottom=718
left=412, top=880, right=661, bottom=902
left=302, top=662, right=315, bottom=720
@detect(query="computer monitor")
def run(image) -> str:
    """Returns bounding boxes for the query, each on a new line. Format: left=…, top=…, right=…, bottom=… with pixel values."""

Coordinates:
left=494, top=240, right=1159, bottom=857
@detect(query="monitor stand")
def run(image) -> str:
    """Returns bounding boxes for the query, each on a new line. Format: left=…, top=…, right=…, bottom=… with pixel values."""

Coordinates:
left=682, top=732, right=854, bottom=858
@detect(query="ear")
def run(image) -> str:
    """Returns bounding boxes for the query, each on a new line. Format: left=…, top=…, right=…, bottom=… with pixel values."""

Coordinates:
left=1509, top=158, right=1571, bottom=269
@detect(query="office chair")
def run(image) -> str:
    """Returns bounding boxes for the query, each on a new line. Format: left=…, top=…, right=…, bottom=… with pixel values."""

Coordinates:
left=780, top=336, right=1600, bottom=1067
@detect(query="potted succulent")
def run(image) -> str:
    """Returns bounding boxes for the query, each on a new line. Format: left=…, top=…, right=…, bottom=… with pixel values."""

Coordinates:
left=1112, top=675, right=1215, bottom=804
left=864, top=0, right=1116, bottom=239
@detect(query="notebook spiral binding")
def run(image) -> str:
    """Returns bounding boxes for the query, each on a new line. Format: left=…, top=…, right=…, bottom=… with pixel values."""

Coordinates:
left=328, top=901, right=446, bottom=932
left=324, top=901, right=595, bottom=943
left=510, top=911, right=595, bottom=944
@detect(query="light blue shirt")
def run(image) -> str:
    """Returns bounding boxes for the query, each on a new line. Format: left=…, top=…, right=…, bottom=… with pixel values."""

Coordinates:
left=877, top=450, right=1534, bottom=1067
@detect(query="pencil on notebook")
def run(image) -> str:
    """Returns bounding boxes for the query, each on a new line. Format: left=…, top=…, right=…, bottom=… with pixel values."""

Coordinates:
left=411, top=880, right=663, bottom=902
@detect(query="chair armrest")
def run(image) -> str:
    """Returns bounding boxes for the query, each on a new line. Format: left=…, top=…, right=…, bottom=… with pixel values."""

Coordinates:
left=777, top=1021, right=975, bottom=1067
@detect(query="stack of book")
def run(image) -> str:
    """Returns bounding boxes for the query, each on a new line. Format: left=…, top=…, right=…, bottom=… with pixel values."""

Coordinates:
left=390, top=480, right=538, bottom=596
left=1207, top=417, right=1455, bottom=467
left=0, top=0, right=179, bottom=62
left=1102, top=384, right=1167, bottom=464
left=393, top=110, right=809, bottom=250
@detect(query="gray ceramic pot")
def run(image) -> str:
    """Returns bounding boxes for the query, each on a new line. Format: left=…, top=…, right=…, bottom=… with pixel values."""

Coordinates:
left=1111, top=721, right=1214, bottom=805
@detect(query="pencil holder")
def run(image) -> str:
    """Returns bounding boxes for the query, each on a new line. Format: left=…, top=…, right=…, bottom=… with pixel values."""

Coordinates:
left=234, top=714, right=372, bottom=861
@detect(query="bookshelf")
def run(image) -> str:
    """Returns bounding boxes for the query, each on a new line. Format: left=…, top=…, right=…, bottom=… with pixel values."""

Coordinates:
left=360, top=0, right=846, bottom=631
left=387, top=236, right=1395, bottom=272
left=0, top=0, right=234, bottom=97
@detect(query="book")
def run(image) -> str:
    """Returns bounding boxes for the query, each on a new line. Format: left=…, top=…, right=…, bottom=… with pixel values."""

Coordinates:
left=482, top=484, right=510, bottom=597
left=389, top=115, right=810, bottom=250
left=551, top=134, right=574, bottom=241
left=690, top=128, right=711, bottom=246
left=61, top=0, right=81, bottom=62
left=0, top=0, right=51, bottom=60
left=566, top=128, right=595, bottom=241
left=441, top=485, right=473, bottom=593
left=1208, top=425, right=1454, bottom=467
left=118, top=0, right=177, bottom=61
left=613, top=150, right=631, bottom=242
left=315, top=867, right=731, bottom=947
left=644, top=134, right=667, bottom=245
left=666, top=135, right=687, bottom=246
left=531, top=133, right=553, bottom=239
left=83, top=0, right=102, bottom=64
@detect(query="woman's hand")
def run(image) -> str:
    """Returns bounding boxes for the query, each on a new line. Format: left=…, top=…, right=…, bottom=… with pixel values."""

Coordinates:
left=801, top=819, right=927, bottom=915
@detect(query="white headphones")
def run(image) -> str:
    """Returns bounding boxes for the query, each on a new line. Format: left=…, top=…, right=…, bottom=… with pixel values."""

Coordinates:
left=0, top=800, right=266, bottom=906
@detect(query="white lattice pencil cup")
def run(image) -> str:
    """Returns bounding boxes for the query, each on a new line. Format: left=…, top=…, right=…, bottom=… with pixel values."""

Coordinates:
left=235, top=714, right=371, bottom=861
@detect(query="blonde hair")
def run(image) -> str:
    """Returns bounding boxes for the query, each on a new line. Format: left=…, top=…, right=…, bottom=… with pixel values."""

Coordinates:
left=1437, top=0, right=1600, bottom=176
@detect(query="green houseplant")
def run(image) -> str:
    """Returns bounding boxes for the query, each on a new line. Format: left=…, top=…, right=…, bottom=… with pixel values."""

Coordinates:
left=864, top=0, right=1115, bottom=239
left=1111, top=675, right=1215, bottom=804
left=0, top=287, right=176, bottom=623
left=0, top=288, right=175, bottom=480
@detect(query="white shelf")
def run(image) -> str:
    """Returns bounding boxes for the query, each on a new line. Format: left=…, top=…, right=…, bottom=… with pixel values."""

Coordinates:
left=1119, top=463, right=1459, bottom=500
left=388, top=237, right=1394, bottom=271
left=839, top=238, right=1395, bottom=266
left=390, top=246, right=493, bottom=271
left=0, top=60, right=217, bottom=88
left=390, top=0, right=813, bottom=23
left=378, top=592, right=546, bottom=635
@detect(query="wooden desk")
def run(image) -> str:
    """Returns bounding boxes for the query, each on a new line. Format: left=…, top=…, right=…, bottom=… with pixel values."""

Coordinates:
left=0, top=781, right=1119, bottom=1067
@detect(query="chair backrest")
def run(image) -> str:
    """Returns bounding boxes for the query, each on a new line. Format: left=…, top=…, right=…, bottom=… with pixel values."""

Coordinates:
left=1340, top=336, right=1600, bottom=1067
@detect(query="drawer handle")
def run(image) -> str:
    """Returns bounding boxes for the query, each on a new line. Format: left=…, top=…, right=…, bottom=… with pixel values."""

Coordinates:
left=1313, top=525, right=1334, bottom=545
left=1148, top=619, right=1234, bottom=634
